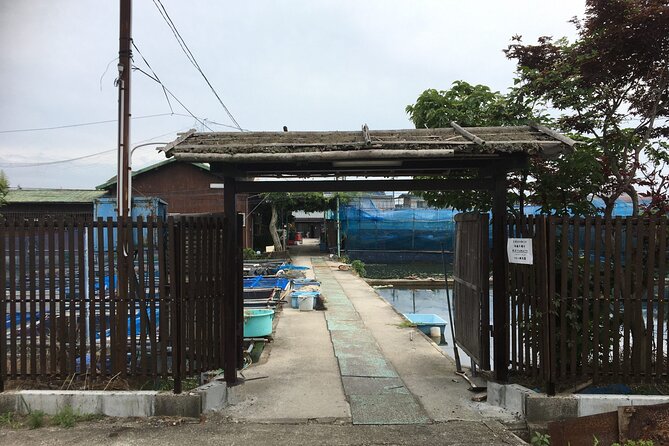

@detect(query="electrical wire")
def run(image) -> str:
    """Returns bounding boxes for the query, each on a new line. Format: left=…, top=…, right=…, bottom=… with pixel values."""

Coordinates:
left=0, top=113, right=175, bottom=134
left=132, top=41, right=173, bottom=114
left=0, top=127, right=191, bottom=168
left=151, top=0, right=243, bottom=131
left=132, top=67, right=213, bottom=131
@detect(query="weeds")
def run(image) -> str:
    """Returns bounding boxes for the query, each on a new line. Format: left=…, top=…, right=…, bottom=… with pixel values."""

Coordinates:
left=0, top=411, right=22, bottom=429
left=26, top=410, right=45, bottom=429
left=50, top=406, right=101, bottom=428
left=351, top=260, right=366, bottom=277
left=52, top=406, right=77, bottom=428
left=530, top=432, right=550, bottom=446
left=397, top=320, right=417, bottom=329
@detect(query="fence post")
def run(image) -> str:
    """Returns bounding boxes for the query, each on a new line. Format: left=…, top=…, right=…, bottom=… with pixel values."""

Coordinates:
left=168, top=217, right=182, bottom=394
left=539, top=216, right=556, bottom=395
left=223, top=177, right=239, bottom=384
left=492, top=173, right=509, bottom=382
left=0, top=218, right=5, bottom=392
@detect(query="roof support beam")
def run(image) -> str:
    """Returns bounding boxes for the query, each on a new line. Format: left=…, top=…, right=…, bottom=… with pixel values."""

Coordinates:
left=236, top=178, right=495, bottom=193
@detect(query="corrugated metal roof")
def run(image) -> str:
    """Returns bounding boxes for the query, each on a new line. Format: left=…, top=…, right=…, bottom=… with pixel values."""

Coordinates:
left=5, top=189, right=108, bottom=203
left=96, top=158, right=211, bottom=190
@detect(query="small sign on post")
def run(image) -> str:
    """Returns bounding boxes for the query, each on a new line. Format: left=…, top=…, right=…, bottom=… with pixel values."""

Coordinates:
left=507, top=238, right=533, bottom=265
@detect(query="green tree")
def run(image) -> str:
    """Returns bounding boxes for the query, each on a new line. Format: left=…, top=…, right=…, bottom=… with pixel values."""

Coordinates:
left=406, top=81, right=602, bottom=215
left=260, top=192, right=350, bottom=251
left=505, top=0, right=669, bottom=217
left=0, top=171, right=9, bottom=207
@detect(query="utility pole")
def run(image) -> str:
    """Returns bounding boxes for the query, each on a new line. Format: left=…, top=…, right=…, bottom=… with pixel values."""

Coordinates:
left=118, top=0, right=132, bottom=219
left=115, top=0, right=132, bottom=375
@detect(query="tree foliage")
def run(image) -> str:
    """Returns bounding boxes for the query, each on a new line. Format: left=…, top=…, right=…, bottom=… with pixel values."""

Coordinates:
left=505, top=0, right=669, bottom=217
left=260, top=192, right=350, bottom=251
left=406, top=81, right=532, bottom=128
left=406, top=81, right=602, bottom=215
left=0, top=171, right=9, bottom=207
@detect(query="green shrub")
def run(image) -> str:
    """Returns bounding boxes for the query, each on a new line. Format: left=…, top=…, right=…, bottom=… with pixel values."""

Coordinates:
left=0, top=411, right=21, bottom=429
left=27, top=411, right=45, bottom=429
left=351, top=260, right=366, bottom=277
left=530, top=432, right=550, bottom=446
left=243, top=248, right=260, bottom=260
left=51, top=406, right=76, bottom=428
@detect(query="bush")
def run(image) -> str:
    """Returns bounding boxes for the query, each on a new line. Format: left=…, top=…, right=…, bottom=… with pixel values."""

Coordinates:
left=52, top=406, right=77, bottom=428
left=351, top=260, right=366, bottom=277
left=27, top=411, right=45, bottom=429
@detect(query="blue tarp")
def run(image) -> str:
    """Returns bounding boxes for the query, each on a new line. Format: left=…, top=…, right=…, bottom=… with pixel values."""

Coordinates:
left=243, top=276, right=290, bottom=290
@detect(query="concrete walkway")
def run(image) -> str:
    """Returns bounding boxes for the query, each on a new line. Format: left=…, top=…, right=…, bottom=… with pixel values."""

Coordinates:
left=222, top=240, right=524, bottom=442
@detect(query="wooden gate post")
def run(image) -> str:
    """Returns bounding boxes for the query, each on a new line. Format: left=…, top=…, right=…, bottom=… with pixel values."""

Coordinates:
left=223, top=177, right=239, bottom=384
left=492, top=172, right=509, bottom=382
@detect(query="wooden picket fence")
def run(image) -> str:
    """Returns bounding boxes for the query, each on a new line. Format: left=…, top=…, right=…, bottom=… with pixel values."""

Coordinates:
left=0, top=215, right=229, bottom=392
left=508, top=215, right=669, bottom=392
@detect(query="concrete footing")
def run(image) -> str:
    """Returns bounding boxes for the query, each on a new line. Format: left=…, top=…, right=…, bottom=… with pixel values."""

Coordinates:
left=488, top=381, right=669, bottom=422
left=0, top=380, right=228, bottom=418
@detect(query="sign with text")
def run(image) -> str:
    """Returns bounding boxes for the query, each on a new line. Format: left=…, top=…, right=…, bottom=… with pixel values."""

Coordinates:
left=507, top=238, right=533, bottom=265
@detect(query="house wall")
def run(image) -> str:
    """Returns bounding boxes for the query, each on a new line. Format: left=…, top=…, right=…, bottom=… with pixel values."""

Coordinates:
left=106, top=162, right=252, bottom=247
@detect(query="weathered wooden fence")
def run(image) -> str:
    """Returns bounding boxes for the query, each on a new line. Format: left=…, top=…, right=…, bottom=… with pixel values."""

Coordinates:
left=508, top=215, right=669, bottom=392
left=0, top=215, right=229, bottom=393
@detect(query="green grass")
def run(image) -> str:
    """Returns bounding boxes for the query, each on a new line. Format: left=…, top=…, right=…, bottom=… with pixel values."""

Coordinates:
left=397, top=320, right=417, bottom=329
left=50, top=406, right=102, bottom=428
left=26, top=410, right=45, bottom=429
left=51, top=406, right=77, bottom=428
left=0, top=411, right=22, bottom=429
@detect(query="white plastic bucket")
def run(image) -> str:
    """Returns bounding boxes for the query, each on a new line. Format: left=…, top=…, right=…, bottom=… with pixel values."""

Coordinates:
left=298, top=295, right=314, bottom=311
left=429, top=326, right=441, bottom=343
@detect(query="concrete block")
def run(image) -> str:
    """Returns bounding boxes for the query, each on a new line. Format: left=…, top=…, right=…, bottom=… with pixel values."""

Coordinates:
left=628, top=395, right=669, bottom=408
left=100, top=391, right=156, bottom=417
left=193, top=381, right=227, bottom=413
left=505, top=384, right=532, bottom=416
left=17, top=390, right=77, bottom=415
left=486, top=382, right=532, bottom=416
left=486, top=381, right=504, bottom=408
left=0, top=392, right=17, bottom=413
left=155, top=393, right=200, bottom=418
left=226, top=382, right=247, bottom=406
left=576, top=394, right=631, bottom=417
left=576, top=394, right=669, bottom=417
left=525, top=395, right=577, bottom=422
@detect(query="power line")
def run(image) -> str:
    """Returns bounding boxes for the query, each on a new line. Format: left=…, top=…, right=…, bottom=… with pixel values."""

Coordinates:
left=131, top=41, right=173, bottom=114
left=151, top=0, right=243, bottom=131
left=0, top=127, right=190, bottom=168
left=132, top=67, right=213, bottom=131
left=0, top=113, right=174, bottom=134
left=0, top=149, right=117, bottom=168
left=204, top=118, right=250, bottom=132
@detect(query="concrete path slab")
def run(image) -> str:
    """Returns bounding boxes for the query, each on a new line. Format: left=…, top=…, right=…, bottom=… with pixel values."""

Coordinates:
left=327, top=265, right=494, bottom=422
left=225, top=241, right=519, bottom=433
left=313, top=257, right=430, bottom=425
left=222, top=305, right=350, bottom=421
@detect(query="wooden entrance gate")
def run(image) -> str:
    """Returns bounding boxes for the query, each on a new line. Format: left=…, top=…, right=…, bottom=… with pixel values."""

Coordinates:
left=453, top=213, right=490, bottom=370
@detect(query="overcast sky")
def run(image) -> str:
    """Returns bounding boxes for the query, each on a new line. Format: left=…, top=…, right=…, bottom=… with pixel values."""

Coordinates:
left=0, top=1, right=585, bottom=189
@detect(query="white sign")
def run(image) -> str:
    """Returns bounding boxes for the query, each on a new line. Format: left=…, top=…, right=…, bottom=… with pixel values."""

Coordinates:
left=507, top=238, right=533, bottom=265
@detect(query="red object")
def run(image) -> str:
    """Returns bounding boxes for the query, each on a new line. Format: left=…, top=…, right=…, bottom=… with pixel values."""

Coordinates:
left=295, top=232, right=303, bottom=242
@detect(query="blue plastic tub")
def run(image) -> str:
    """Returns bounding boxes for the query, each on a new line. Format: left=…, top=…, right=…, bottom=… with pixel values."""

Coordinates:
left=291, top=291, right=320, bottom=309
left=243, top=309, right=275, bottom=337
left=403, top=313, right=447, bottom=337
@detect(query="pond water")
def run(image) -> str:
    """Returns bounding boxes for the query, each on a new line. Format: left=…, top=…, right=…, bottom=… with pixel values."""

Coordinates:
left=375, top=287, right=479, bottom=367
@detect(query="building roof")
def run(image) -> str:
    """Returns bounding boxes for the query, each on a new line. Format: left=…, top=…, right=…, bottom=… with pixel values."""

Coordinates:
left=96, top=158, right=212, bottom=190
left=161, top=124, right=575, bottom=178
left=5, top=188, right=108, bottom=203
